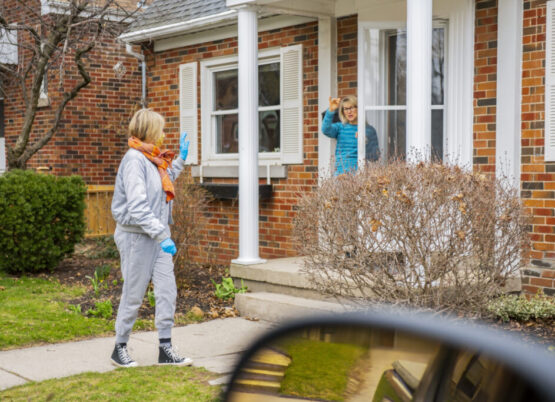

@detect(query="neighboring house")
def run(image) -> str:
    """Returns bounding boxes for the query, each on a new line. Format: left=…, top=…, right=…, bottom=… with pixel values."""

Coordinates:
left=0, top=0, right=144, bottom=183
left=119, top=0, right=555, bottom=295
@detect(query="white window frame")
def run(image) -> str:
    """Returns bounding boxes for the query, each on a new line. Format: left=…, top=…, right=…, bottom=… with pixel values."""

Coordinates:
left=0, top=28, right=18, bottom=65
left=357, top=0, right=474, bottom=167
left=200, top=48, right=282, bottom=166
left=358, top=21, right=447, bottom=162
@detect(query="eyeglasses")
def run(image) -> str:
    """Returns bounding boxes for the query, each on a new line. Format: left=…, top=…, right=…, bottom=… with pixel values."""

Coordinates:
left=343, top=106, right=357, bottom=112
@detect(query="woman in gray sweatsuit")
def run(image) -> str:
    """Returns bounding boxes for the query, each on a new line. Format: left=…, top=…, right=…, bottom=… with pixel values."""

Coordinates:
left=110, top=108, right=191, bottom=367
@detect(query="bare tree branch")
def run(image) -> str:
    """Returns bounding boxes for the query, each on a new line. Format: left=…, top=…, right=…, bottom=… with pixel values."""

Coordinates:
left=2, top=0, right=141, bottom=169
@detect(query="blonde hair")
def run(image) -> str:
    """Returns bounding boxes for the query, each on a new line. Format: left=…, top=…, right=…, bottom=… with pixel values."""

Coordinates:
left=128, top=108, right=165, bottom=144
left=338, top=95, right=358, bottom=124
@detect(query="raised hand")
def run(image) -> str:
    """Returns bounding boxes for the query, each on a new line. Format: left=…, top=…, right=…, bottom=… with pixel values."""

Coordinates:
left=179, top=131, right=190, bottom=161
left=329, top=96, right=341, bottom=112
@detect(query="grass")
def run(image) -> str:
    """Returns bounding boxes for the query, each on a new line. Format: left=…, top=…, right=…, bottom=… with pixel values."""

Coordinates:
left=0, top=366, right=221, bottom=401
left=0, top=273, right=205, bottom=350
left=0, top=273, right=203, bottom=350
left=0, top=275, right=115, bottom=350
left=279, top=338, right=367, bottom=401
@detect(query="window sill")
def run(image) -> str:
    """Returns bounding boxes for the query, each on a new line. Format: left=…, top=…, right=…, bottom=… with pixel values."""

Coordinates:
left=191, top=164, right=287, bottom=179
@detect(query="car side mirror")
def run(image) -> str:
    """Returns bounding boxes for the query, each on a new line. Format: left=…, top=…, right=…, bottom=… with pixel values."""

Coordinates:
left=224, top=312, right=555, bottom=402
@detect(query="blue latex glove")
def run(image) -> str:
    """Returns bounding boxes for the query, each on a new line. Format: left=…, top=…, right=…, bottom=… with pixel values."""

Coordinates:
left=160, top=238, right=177, bottom=256
left=179, top=131, right=190, bottom=161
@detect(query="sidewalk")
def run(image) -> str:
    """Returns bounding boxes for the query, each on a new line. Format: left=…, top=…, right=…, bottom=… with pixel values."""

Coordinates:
left=0, top=317, right=272, bottom=391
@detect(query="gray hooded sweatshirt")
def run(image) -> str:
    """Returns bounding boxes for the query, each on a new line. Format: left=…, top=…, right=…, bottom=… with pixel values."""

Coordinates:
left=111, top=148, right=185, bottom=242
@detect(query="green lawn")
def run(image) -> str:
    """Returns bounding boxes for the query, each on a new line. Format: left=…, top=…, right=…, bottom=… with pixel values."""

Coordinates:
left=279, top=338, right=367, bottom=401
left=0, top=273, right=204, bottom=350
left=0, top=275, right=116, bottom=349
left=0, top=366, right=221, bottom=401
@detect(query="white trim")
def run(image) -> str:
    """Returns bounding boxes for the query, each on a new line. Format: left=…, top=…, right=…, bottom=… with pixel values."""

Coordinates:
left=547, top=1, right=555, bottom=162
left=444, top=0, right=474, bottom=168
left=318, top=16, right=337, bottom=181
left=280, top=44, right=304, bottom=164
left=200, top=49, right=282, bottom=165
left=406, top=0, right=432, bottom=161
left=154, top=15, right=315, bottom=52
left=179, top=62, right=198, bottom=165
left=0, top=138, right=5, bottom=173
left=120, top=10, right=238, bottom=43
left=191, top=164, right=287, bottom=179
left=358, top=2, right=473, bottom=167
left=496, top=0, right=522, bottom=183
left=233, top=6, right=265, bottom=265
left=0, top=28, right=18, bottom=65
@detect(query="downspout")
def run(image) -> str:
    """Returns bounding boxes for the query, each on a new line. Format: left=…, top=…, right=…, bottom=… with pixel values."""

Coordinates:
left=125, top=43, right=146, bottom=108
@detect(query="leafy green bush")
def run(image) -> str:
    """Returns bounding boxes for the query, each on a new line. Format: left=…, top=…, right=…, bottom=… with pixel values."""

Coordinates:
left=211, top=277, right=247, bottom=300
left=86, top=300, right=113, bottom=319
left=487, top=291, right=555, bottom=322
left=0, top=170, right=86, bottom=274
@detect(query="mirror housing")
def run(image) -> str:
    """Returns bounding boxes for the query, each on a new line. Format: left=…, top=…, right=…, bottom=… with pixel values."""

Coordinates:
left=225, top=311, right=555, bottom=402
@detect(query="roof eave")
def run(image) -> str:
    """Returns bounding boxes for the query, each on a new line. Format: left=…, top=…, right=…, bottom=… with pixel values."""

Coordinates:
left=119, top=9, right=238, bottom=44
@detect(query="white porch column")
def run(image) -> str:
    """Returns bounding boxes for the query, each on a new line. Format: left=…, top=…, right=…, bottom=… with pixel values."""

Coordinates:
left=318, top=16, right=337, bottom=181
left=233, top=6, right=265, bottom=265
left=406, top=0, right=432, bottom=161
left=496, top=0, right=522, bottom=187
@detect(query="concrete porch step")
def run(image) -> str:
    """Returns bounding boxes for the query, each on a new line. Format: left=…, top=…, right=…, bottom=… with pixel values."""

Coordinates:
left=231, top=257, right=337, bottom=302
left=234, top=292, right=351, bottom=323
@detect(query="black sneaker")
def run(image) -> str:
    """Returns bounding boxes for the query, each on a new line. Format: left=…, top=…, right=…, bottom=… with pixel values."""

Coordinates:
left=158, top=344, right=193, bottom=366
left=111, top=344, right=138, bottom=368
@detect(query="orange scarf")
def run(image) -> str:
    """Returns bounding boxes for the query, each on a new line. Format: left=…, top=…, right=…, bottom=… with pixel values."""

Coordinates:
left=128, top=137, right=175, bottom=202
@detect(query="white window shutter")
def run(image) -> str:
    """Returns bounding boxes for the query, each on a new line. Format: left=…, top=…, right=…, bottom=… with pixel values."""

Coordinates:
left=280, top=45, right=303, bottom=164
left=546, top=1, right=555, bottom=161
left=179, top=62, right=198, bottom=164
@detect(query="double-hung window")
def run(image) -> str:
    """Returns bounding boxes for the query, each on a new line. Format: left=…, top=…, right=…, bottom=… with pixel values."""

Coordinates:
left=211, top=60, right=281, bottom=155
left=188, top=45, right=303, bottom=169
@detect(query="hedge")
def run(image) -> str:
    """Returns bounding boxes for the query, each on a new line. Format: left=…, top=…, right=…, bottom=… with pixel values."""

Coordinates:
left=0, top=170, right=86, bottom=273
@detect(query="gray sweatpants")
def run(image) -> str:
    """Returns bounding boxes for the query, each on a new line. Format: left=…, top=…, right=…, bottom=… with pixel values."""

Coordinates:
left=114, top=226, right=177, bottom=344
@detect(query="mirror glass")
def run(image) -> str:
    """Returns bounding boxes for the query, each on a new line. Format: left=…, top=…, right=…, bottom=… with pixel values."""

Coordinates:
left=226, top=325, right=544, bottom=402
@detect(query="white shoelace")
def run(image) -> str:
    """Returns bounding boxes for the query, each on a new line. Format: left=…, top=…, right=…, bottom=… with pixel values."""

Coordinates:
left=162, top=344, right=183, bottom=362
left=118, top=346, right=134, bottom=364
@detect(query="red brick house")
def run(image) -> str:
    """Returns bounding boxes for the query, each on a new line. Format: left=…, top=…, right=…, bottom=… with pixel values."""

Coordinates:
left=2, top=0, right=553, bottom=295
left=118, top=0, right=555, bottom=295
left=0, top=0, right=144, bottom=184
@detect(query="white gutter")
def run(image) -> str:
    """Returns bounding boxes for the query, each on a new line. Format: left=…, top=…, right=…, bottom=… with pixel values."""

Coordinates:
left=125, top=44, right=147, bottom=107
left=119, top=10, right=237, bottom=43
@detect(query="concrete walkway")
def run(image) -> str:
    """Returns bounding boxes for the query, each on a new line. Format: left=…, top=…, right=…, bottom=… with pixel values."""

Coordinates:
left=0, top=318, right=273, bottom=391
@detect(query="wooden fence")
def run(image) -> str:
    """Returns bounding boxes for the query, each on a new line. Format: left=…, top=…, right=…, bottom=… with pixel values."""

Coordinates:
left=85, top=185, right=116, bottom=238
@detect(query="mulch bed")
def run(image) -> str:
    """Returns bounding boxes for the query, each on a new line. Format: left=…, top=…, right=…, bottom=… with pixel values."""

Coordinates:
left=482, top=317, right=555, bottom=347
left=26, top=239, right=555, bottom=346
left=38, top=240, right=235, bottom=321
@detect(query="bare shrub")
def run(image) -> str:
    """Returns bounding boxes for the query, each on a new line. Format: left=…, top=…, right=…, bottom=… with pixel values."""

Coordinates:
left=294, top=160, right=531, bottom=314
left=172, top=173, right=214, bottom=276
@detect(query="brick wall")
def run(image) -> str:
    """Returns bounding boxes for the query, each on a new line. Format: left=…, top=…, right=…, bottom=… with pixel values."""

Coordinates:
left=520, top=0, right=555, bottom=295
left=146, top=22, right=320, bottom=263
left=473, top=0, right=498, bottom=174
left=2, top=0, right=142, bottom=184
left=337, top=15, right=358, bottom=97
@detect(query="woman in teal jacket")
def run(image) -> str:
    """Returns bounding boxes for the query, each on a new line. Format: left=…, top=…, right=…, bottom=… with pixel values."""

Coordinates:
left=322, top=95, right=379, bottom=175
